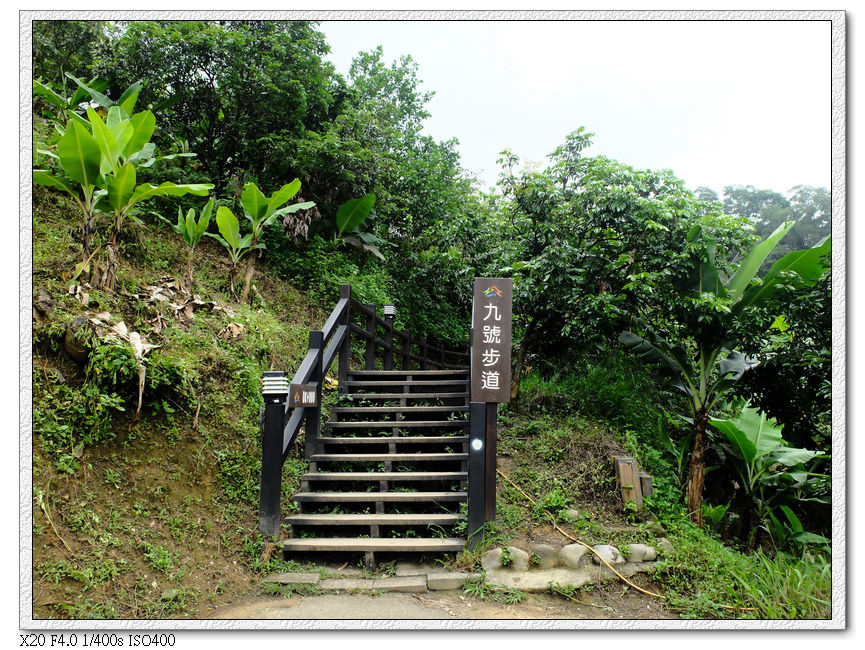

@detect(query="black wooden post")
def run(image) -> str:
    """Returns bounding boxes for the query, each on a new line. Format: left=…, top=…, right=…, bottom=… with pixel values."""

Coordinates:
left=467, top=401, right=486, bottom=549
left=304, top=330, right=323, bottom=460
left=259, top=371, right=288, bottom=540
left=420, top=336, right=429, bottom=369
left=401, top=330, right=411, bottom=370
left=365, top=304, right=376, bottom=370
left=383, top=304, right=395, bottom=370
left=484, top=402, right=498, bottom=521
left=337, top=284, right=351, bottom=393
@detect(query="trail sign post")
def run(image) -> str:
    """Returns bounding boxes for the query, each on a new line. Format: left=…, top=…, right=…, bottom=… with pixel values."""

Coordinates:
left=467, top=278, right=512, bottom=547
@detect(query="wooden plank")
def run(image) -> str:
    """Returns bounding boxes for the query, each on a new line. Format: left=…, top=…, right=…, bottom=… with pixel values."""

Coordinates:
left=302, top=471, right=467, bottom=481
left=325, top=420, right=468, bottom=429
left=311, top=453, right=468, bottom=462
left=344, top=380, right=469, bottom=387
left=293, top=491, right=467, bottom=502
left=348, top=369, right=469, bottom=376
left=286, top=514, right=459, bottom=526
left=280, top=538, right=465, bottom=552
left=341, top=392, right=469, bottom=400
left=320, top=436, right=469, bottom=445
left=614, top=456, right=643, bottom=510
left=330, top=406, right=469, bottom=414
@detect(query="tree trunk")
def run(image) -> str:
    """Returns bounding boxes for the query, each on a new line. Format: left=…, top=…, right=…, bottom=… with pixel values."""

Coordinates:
left=183, top=249, right=195, bottom=297
left=228, top=265, right=238, bottom=301
left=685, top=409, right=709, bottom=527
left=99, top=228, right=121, bottom=292
left=241, top=251, right=257, bottom=304
left=510, top=318, right=536, bottom=403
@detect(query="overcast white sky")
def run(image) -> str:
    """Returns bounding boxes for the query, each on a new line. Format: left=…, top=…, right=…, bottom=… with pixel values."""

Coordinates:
left=319, top=19, right=831, bottom=195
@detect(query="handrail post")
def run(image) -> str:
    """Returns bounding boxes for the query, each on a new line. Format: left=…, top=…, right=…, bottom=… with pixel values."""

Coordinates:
left=338, top=285, right=351, bottom=393
left=401, top=330, right=411, bottom=370
left=420, top=336, right=429, bottom=370
left=365, top=303, right=376, bottom=370
left=259, top=371, right=288, bottom=540
left=304, top=330, right=324, bottom=460
left=467, top=401, right=487, bottom=549
left=383, top=307, right=395, bottom=370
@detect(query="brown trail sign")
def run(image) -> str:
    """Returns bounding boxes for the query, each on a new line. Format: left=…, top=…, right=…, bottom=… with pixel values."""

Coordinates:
left=470, top=278, right=513, bottom=403
left=467, top=278, right=513, bottom=547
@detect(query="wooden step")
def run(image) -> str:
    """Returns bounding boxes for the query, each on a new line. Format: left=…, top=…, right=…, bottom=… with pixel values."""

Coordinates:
left=280, top=537, right=465, bottom=552
left=330, top=406, right=469, bottom=414
left=293, top=491, right=467, bottom=503
left=342, top=392, right=469, bottom=400
left=348, top=370, right=469, bottom=377
left=286, top=513, right=459, bottom=526
left=320, top=436, right=468, bottom=445
left=344, top=380, right=469, bottom=388
left=311, top=453, right=468, bottom=462
left=303, top=471, right=467, bottom=481
left=325, top=420, right=468, bottom=429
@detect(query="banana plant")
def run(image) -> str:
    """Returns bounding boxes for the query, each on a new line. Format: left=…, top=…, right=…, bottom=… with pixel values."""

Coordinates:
left=620, top=221, right=830, bottom=527
left=235, top=180, right=315, bottom=303
left=334, top=193, right=388, bottom=260
left=207, top=206, right=258, bottom=300
left=157, top=198, right=214, bottom=295
left=33, top=86, right=212, bottom=290
left=710, top=404, right=828, bottom=548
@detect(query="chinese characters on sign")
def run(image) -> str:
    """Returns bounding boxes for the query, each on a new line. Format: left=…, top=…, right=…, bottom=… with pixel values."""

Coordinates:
left=471, top=278, right=513, bottom=403
left=289, top=384, right=319, bottom=408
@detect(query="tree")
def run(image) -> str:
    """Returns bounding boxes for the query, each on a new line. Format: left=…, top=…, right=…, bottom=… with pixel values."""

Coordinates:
left=94, top=20, right=340, bottom=193
left=493, top=130, right=754, bottom=398
left=620, top=222, right=831, bottom=526
left=32, top=21, right=106, bottom=90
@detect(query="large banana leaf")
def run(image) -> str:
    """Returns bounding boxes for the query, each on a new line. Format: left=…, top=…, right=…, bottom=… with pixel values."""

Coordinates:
left=33, top=170, right=78, bottom=199
left=725, top=220, right=794, bottom=302
left=215, top=207, right=241, bottom=249
left=711, top=406, right=783, bottom=465
left=127, top=182, right=212, bottom=210
left=735, top=237, right=831, bottom=313
left=241, top=182, right=269, bottom=223
left=105, top=164, right=137, bottom=213
left=87, top=107, right=127, bottom=175
left=123, top=111, right=156, bottom=159
left=57, top=119, right=101, bottom=188
left=266, top=179, right=301, bottom=215
left=336, top=193, right=376, bottom=236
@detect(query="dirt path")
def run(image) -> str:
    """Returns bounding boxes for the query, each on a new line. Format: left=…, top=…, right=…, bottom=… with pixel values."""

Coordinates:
left=209, top=585, right=676, bottom=621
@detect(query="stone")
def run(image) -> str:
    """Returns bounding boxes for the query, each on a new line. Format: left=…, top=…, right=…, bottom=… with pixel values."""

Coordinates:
left=481, top=547, right=504, bottom=571
left=656, top=537, right=675, bottom=556
left=503, top=546, right=530, bottom=571
left=624, top=543, right=658, bottom=563
left=427, top=572, right=481, bottom=591
left=264, top=572, right=320, bottom=585
left=372, top=576, right=427, bottom=593
left=318, top=578, right=375, bottom=591
left=646, top=519, right=666, bottom=535
left=395, top=561, right=427, bottom=576
left=591, top=545, right=625, bottom=565
left=560, top=544, right=592, bottom=569
left=530, top=544, right=560, bottom=569
left=64, top=316, right=94, bottom=361
left=563, top=509, right=582, bottom=522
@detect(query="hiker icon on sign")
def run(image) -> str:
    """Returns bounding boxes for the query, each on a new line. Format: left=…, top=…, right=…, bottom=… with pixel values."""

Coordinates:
left=484, top=285, right=503, bottom=298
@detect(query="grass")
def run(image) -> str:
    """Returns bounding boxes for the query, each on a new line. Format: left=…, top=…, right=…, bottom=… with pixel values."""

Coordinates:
left=30, top=187, right=329, bottom=619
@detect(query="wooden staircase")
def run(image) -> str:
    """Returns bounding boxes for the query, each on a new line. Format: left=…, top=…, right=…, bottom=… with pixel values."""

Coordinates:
left=281, top=369, right=469, bottom=566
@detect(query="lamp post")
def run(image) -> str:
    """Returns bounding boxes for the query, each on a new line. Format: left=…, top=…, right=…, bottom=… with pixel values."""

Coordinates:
left=260, top=371, right=288, bottom=539
left=383, top=304, right=396, bottom=369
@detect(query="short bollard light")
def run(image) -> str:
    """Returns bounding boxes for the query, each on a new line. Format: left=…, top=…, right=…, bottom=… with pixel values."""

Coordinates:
left=383, top=303, right=396, bottom=321
left=261, top=371, right=289, bottom=403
